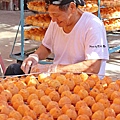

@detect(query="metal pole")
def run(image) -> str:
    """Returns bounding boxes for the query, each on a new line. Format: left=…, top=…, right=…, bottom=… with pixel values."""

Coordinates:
left=98, top=0, right=101, bottom=19
left=10, top=21, right=21, bottom=55
left=20, top=0, right=24, bottom=59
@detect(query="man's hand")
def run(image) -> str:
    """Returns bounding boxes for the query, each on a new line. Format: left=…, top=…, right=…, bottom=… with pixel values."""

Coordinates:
left=30, top=64, right=58, bottom=74
left=21, top=54, right=39, bottom=74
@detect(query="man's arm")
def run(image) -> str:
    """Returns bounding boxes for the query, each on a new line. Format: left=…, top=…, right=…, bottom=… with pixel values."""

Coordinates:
left=29, top=59, right=102, bottom=74
left=57, top=59, right=102, bottom=74
left=34, top=44, right=51, bottom=60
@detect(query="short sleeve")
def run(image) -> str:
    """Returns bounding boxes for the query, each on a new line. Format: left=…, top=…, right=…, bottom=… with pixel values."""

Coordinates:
left=42, top=21, right=55, bottom=52
left=85, top=25, right=109, bottom=60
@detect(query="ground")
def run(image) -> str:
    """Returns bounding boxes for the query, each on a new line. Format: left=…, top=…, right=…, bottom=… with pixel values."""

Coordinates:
left=0, top=10, right=120, bottom=80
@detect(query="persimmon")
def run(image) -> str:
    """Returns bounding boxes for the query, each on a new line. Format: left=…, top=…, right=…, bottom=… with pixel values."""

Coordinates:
left=27, top=77, right=39, bottom=87
left=110, top=103, right=120, bottom=114
left=5, top=105, right=14, bottom=114
left=0, top=94, right=7, bottom=102
left=71, top=74, right=82, bottom=85
left=63, top=78, right=75, bottom=90
left=61, top=90, right=72, bottom=98
left=83, top=96, right=95, bottom=107
left=95, top=93, right=108, bottom=102
left=102, top=76, right=112, bottom=85
left=58, top=84, right=70, bottom=94
left=73, top=85, right=84, bottom=94
left=33, top=104, right=47, bottom=116
left=38, top=73, right=48, bottom=83
left=104, top=107, right=116, bottom=118
left=45, top=87, right=55, bottom=95
left=17, top=104, right=30, bottom=116
left=26, top=86, right=37, bottom=94
left=6, top=83, right=19, bottom=95
left=24, top=109, right=37, bottom=120
left=40, top=95, right=51, bottom=107
left=91, top=110, right=105, bottom=120
left=96, top=80, right=108, bottom=89
left=35, top=89, right=45, bottom=99
left=11, top=95, right=24, bottom=110
left=89, top=87, right=100, bottom=98
left=78, top=106, right=92, bottom=117
left=62, top=104, right=75, bottom=113
left=49, top=107, right=62, bottom=118
left=65, top=109, right=77, bottom=120
left=2, top=80, right=12, bottom=89
left=98, top=98, right=110, bottom=108
left=116, top=114, right=120, bottom=120
left=64, top=72, right=74, bottom=79
left=79, top=72, right=89, bottom=81
left=58, top=96, right=71, bottom=107
left=104, top=88, right=114, bottom=99
left=27, top=93, right=38, bottom=104
left=0, top=105, right=12, bottom=115
left=21, top=116, right=33, bottom=120
left=0, top=100, right=8, bottom=106
left=29, top=99, right=42, bottom=109
left=47, top=101, right=59, bottom=111
left=76, top=114, right=90, bottom=120
left=78, top=89, right=88, bottom=99
left=113, top=97, right=120, bottom=105
left=0, top=83, right=4, bottom=92
left=18, top=89, right=30, bottom=101
left=110, top=91, right=120, bottom=101
left=9, top=110, right=22, bottom=120
left=39, top=112, right=54, bottom=120
left=105, top=116, right=116, bottom=120
left=49, top=80, right=61, bottom=90
left=75, top=100, right=88, bottom=111
left=108, top=82, right=119, bottom=91
left=11, top=94, right=23, bottom=104
left=1, top=90, right=12, bottom=101
left=15, top=81, right=26, bottom=90
left=37, top=83, right=48, bottom=91
left=57, top=114, right=70, bottom=120
left=0, top=114, right=8, bottom=120
left=24, top=75, right=36, bottom=84
left=42, top=76, right=52, bottom=83
left=89, top=74, right=100, bottom=83
left=94, top=83, right=104, bottom=93
left=50, top=73, right=61, bottom=79
left=69, top=93, right=81, bottom=105
left=55, top=74, right=66, bottom=84
left=48, top=91, right=60, bottom=102
left=80, top=81, right=90, bottom=92
left=7, top=118, right=16, bottom=120
left=116, top=79, right=120, bottom=86
left=91, top=102, right=105, bottom=113
left=12, top=101, right=24, bottom=110
left=85, top=78, right=95, bottom=88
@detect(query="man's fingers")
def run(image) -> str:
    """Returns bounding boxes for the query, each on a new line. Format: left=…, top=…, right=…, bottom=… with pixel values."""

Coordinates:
left=25, top=61, right=32, bottom=73
left=21, top=60, right=32, bottom=74
left=30, top=65, right=39, bottom=73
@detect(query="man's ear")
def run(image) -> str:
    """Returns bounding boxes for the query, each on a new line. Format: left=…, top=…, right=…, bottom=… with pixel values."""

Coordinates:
left=69, top=2, right=77, bottom=13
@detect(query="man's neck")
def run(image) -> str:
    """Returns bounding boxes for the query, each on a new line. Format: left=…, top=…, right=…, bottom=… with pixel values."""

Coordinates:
left=63, top=10, right=83, bottom=33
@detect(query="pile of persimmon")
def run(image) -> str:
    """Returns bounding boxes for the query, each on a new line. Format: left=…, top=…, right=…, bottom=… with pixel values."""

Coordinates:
left=0, top=72, right=120, bottom=120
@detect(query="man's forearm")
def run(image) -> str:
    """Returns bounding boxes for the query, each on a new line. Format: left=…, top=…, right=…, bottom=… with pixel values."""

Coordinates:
left=57, top=59, right=101, bottom=74
left=34, top=44, right=51, bottom=60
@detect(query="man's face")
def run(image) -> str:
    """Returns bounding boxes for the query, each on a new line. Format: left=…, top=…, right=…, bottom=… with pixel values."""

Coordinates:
left=48, top=4, right=71, bottom=27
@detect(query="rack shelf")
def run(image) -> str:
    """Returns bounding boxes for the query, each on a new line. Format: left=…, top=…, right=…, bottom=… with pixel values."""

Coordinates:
left=10, top=0, right=53, bottom=64
left=10, top=0, right=120, bottom=63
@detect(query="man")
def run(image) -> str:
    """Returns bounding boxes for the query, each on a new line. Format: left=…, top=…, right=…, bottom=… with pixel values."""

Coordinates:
left=5, top=0, right=109, bottom=76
